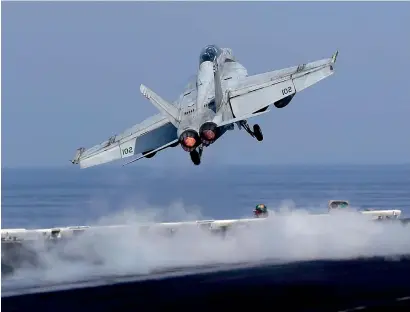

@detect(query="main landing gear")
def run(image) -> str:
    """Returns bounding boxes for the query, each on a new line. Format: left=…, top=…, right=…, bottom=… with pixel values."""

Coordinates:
left=190, top=146, right=203, bottom=165
left=240, top=121, right=263, bottom=141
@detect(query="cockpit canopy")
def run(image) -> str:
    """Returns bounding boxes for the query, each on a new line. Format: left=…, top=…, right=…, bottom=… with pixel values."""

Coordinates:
left=199, top=45, right=222, bottom=65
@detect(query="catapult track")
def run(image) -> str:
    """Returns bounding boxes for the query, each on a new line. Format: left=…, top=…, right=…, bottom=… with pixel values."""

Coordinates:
left=2, top=209, right=409, bottom=278
left=2, top=210, right=407, bottom=244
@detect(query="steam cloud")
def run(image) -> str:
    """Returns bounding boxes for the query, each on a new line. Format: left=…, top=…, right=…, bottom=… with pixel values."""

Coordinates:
left=5, top=200, right=410, bottom=285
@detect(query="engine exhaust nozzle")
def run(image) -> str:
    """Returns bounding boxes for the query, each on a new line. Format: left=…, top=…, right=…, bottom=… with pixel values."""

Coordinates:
left=199, top=122, right=218, bottom=146
left=179, top=129, right=201, bottom=152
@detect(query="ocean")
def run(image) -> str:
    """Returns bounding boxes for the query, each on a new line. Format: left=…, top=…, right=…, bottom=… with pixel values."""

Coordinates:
left=2, top=164, right=410, bottom=229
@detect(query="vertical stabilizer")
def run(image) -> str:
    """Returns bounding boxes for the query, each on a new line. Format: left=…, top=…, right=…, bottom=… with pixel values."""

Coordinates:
left=140, top=84, right=180, bottom=127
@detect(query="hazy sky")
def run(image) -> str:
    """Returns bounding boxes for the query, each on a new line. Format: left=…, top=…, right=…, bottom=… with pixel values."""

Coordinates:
left=2, top=2, right=410, bottom=168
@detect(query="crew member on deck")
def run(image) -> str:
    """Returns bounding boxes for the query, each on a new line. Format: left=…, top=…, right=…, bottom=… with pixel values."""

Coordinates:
left=253, top=204, right=268, bottom=218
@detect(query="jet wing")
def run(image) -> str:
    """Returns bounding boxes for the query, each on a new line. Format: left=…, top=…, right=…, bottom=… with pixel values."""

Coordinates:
left=71, top=113, right=178, bottom=169
left=225, top=51, right=338, bottom=120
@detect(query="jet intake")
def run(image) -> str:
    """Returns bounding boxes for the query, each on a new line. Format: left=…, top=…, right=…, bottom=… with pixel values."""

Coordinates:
left=199, top=122, right=219, bottom=146
left=179, top=129, right=201, bottom=152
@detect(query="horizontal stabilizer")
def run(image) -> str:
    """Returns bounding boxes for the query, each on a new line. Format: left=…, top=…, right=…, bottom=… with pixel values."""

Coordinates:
left=140, top=84, right=180, bottom=127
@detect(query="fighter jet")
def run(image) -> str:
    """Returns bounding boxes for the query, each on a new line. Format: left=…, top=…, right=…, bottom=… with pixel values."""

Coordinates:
left=71, top=45, right=338, bottom=167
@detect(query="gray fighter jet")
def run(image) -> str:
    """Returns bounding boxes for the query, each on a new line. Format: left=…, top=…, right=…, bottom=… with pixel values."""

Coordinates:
left=71, top=45, right=338, bottom=167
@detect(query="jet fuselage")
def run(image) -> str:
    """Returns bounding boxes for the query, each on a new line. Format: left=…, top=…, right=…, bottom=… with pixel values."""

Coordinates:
left=177, top=45, right=247, bottom=152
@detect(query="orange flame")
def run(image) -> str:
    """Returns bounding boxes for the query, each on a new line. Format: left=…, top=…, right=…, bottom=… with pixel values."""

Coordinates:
left=202, top=130, right=215, bottom=140
left=184, top=137, right=196, bottom=147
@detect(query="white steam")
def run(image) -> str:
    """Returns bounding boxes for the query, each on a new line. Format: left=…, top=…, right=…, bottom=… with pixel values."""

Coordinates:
left=5, top=200, right=410, bottom=285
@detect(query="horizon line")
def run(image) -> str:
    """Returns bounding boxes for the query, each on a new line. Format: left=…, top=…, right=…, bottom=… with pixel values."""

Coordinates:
left=2, top=163, right=410, bottom=170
